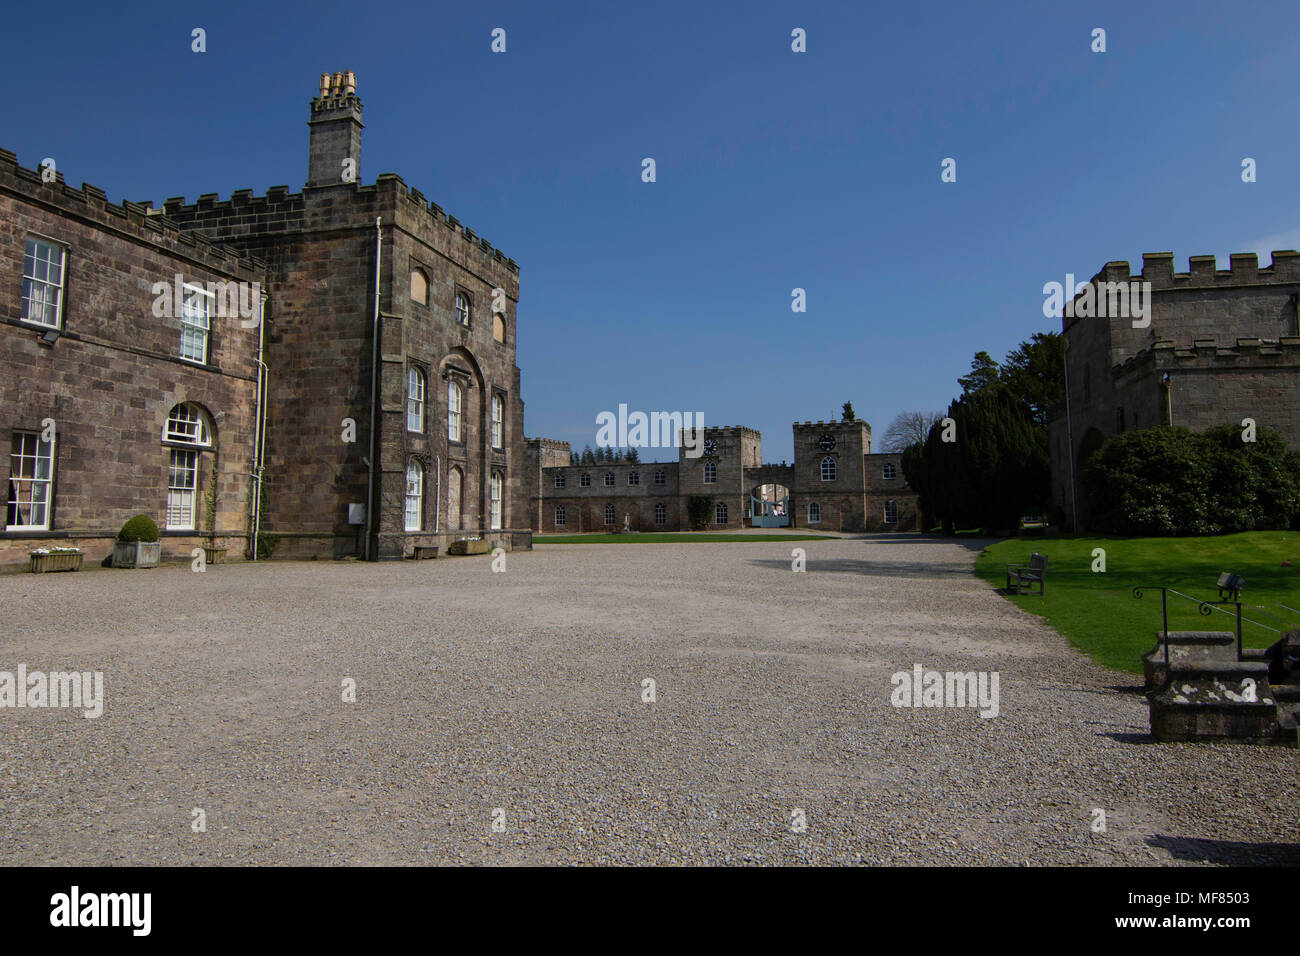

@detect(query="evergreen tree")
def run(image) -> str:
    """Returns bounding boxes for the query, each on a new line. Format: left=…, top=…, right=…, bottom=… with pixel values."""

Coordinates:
left=581, top=445, right=595, bottom=465
left=842, top=401, right=856, bottom=422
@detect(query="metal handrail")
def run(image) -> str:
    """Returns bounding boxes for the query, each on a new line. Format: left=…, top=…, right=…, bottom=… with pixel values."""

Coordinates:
left=1197, top=600, right=1245, bottom=661
left=1133, top=586, right=1282, bottom=667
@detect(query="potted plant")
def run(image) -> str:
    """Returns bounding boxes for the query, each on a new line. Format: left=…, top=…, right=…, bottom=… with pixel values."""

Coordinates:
left=113, top=514, right=162, bottom=568
left=29, top=546, right=83, bottom=573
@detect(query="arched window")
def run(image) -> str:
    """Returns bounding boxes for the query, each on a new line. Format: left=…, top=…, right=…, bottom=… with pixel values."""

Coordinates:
left=554, top=472, right=566, bottom=488
left=489, top=471, right=503, bottom=530
left=405, top=459, right=423, bottom=531
left=455, top=292, right=470, bottom=326
left=628, top=471, right=639, bottom=486
left=555, top=505, right=566, bottom=527
left=164, top=403, right=212, bottom=446
left=882, top=462, right=896, bottom=480
left=407, top=367, right=425, bottom=433
left=703, top=461, right=716, bottom=483
left=447, top=381, right=462, bottom=442
left=654, top=502, right=666, bottom=525
left=163, top=403, right=213, bottom=531
left=653, top=470, right=665, bottom=486
left=493, top=313, right=506, bottom=343
left=603, top=472, right=615, bottom=487
left=491, top=394, right=504, bottom=449
left=410, top=269, right=428, bottom=306
left=821, top=456, right=837, bottom=481
left=808, top=502, right=821, bottom=524
left=884, top=500, right=898, bottom=524
left=604, top=504, right=616, bottom=525
left=715, top=501, right=728, bottom=525
left=580, top=473, right=591, bottom=487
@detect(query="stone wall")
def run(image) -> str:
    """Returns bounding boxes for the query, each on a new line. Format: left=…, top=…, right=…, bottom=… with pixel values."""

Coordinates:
left=0, top=151, right=262, bottom=567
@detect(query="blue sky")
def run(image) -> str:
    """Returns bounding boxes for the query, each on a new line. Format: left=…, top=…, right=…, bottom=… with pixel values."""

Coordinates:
left=5, top=0, right=1298, bottom=462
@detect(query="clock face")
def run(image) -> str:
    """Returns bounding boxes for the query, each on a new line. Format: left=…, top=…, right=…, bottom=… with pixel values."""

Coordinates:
left=818, top=434, right=836, bottom=452
left=703, top=439, right=718, bottom=457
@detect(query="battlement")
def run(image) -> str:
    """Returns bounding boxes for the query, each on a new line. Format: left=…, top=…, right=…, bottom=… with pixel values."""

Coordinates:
left=527, top=437, right=571, bottom=450
left=702, top=425, right=761, bottom=438
left=0, top=148, right=266, bottom=282
left=394, top=177, right=519, bottom=274
left=793, top=419, right=872, bottom=432
left=1115, top=336, right=1300, bottom=377
left=158, top=175, right=518, bottom=275
left=1086, top=250, right=1300, bottom=291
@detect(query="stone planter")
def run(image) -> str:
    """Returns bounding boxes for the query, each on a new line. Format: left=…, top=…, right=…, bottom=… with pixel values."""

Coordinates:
left=203, top=546, right=227, bottom=564
left=113, top=541, right=162, bottom=569
left=447, top=538, right=490, bottom=556
left=29, top=552, right=83, bottom=573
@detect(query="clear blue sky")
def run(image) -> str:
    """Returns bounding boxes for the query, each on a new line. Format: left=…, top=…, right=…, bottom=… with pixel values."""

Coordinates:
left=6, top=0, right=1298, bottom=462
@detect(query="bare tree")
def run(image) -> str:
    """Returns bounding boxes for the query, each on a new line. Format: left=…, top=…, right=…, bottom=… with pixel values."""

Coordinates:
left=879, top=411, right=943, bottom=453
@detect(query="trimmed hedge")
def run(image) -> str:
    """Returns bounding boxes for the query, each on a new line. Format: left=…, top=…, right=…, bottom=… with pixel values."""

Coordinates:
left=117, top=514, right=160, bottom=543
left=1083, top=425, right=1300, bottom=535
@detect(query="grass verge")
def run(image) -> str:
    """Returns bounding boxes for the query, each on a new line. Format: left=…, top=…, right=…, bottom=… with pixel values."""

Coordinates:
left=973, top=531, right=1300, bottom=673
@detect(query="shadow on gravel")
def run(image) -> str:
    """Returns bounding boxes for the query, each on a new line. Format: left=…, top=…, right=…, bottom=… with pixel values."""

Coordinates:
left=747, top=558, right=973, bottom=577
left=1100, top=731, right=1157, bottom=745
left=1147, top=834, right=1300, bottom=865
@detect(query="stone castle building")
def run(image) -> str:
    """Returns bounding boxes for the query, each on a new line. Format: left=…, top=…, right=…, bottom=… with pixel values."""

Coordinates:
left=1049, top=251, right=1300, bottom=527
left=2, top=71, right=529, bottom=566
left=523, top=419, right=920, bottom=533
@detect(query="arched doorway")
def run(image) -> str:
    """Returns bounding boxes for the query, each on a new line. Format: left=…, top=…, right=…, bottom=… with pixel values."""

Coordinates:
left=750, top=483, right=791, bottom=527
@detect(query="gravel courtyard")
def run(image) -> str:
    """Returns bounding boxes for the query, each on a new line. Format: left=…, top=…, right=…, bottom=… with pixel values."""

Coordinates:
left=2, top=535, right=1297, bottom=866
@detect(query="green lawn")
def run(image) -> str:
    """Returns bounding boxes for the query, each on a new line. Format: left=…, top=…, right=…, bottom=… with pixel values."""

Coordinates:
left=973, top=532, right=1300, bottom=673
left=535, top=533, right=835, bottom=544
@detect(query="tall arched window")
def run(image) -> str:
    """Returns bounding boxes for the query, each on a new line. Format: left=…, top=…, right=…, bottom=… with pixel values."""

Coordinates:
left=884, top=500, right=898, bottom=524
left=405, top=459, right=423, bottom=531
left=628, top=471, right=639, bottom=486
left=604, top=504, right=616, bottom=525
left=654, top=503, right=666, bottom=525
left=808, top=502, right=821, bottom=524
left=410, top=269, right=428, bottom=306
left=446, top=466, right=463, bottom=531
left=491, top=394, right=504, bottom=449
left=555, top=505, right=566, bottom=527
left=653, top=470, right=665, bottom=486
left=407, top=367, right=425, bottom=433
left=492, top=313, right=506, bottom=343
left=821, top=456, right=837, bottom=481
left=715, top=501, right=728, bottom=525
left=163, top=403, right=213, bottom=531
left=448, top=381, right=462, bottom=442
left=703, top=461, right=717, bottom=483
left=603, top=471, right=615, bottom=487
left=490, top=471, right=503, bottom=530
left=455, top=292, right=470, bottom=326
left=882, top=462, right=896, bottom=480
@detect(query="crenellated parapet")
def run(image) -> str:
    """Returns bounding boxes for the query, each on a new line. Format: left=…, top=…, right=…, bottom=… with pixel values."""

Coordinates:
left=1086, top=250, right=1300, bottom=291
left=0, top=148, right=266, bottom=283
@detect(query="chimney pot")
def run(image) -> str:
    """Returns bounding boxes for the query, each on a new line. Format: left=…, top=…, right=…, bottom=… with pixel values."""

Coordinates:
left=343, top=71, right=356, bottom=94
left=332, top=72, right=344, bottom=96
left=319, top=73, right=330, bottom=98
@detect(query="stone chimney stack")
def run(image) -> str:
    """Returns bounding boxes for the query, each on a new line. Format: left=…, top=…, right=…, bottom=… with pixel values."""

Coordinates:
left=307, top=70, right=363, bottom=187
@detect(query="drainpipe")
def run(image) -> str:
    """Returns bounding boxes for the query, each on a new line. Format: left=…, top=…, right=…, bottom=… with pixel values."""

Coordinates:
left=364, top=217, right=382, bottom=560
left=434, top=454, right=441, bottom=535
left=251, top=293, right=268, bottom=561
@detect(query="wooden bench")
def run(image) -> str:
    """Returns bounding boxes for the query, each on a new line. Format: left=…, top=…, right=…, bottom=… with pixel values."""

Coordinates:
left=1006, top=552, right=1048, bottom=596
left=1216, top=572, right=1244, bottom=600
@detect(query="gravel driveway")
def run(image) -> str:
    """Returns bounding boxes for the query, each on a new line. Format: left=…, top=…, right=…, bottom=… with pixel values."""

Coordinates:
left=2, top=535, right=1296, bottom=865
